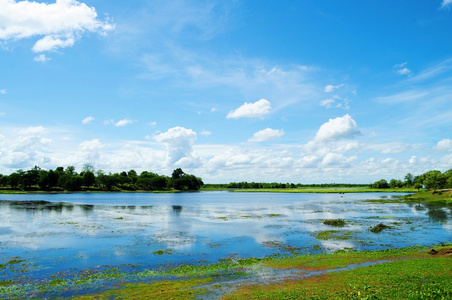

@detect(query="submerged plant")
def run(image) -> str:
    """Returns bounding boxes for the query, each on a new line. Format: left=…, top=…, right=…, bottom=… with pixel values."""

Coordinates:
left=323, top=219, right=346, bottom=227
left=370, top=223, right=391, bottom=233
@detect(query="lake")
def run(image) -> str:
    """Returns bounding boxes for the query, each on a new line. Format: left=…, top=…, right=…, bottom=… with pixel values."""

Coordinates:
left=0, top=191, right=451, bottom=281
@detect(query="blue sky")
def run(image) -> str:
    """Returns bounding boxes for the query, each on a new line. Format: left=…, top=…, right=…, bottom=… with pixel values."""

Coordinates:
left=1, top=0, right=452, bottom=183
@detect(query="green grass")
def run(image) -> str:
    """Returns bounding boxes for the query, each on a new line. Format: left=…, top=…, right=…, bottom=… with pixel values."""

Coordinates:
left=225, top=246, right=452, bottom=299
left=404, top=190, right=452, bottom=205
left=225, top=257, right=451, bottom=299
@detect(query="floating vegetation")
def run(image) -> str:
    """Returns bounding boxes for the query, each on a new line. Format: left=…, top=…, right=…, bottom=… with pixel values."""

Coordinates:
left=152, top=249, right=173, bottom=255
left=323, top=219, right=346, bottom=227
left=370, top=223, right=392, bottom=233
left=266, top=214, right=283, bottom=217
left=217, top=217, right=228, bottom=221
left=313, top=230, right=353, bottom=240
left=367, top=216, right=395, bottom=219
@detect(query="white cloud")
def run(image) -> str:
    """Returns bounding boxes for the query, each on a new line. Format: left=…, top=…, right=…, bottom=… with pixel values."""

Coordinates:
left=394, top=62, right=411, bottom=75
left=0, top=0, right=114, bottom=52
left=33, top=54, right=51, bottom=62
left=115, top=119, right=135, bottom=127
left=0, top=89, right=6, bottom=94
left=226, top=99, right=271, bottom=119
left=441, top=0, right=452, bottom=8
left=249, top=128, right=284, bottom=142
left=397, top=67, right=411, bottom=75
left=79, top=139, right=102, bottom=151
left=154, top=126, right=200, bottom=167
left=434, top=138, right=452, bottom=151
left=314, top=114, right=361, bottom=142
left=200, top=130, right=211, bottom=136
left=324, top=84, right=343, bottom=93
left=320, top=98, right=335, bottom=108
left=32, top=35, right=74, bottom=52
left=82, top=116, right=94, bottom=125
left=321, top=153, right=356, bottom=167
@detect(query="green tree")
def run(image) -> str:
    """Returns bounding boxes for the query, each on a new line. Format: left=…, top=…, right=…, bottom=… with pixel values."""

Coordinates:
left=66, top=166, right=76, bottom=175
left=8, top=172, right=22, bottom=189
left=82, top=163, right=95, bottom=173
left=82, top=171, right=96, bottom=188
left=423, top=170, right=446, bottom=192
left=404, top=173, right=414, bottom=187
left=372, top=179, right=389, bottom=189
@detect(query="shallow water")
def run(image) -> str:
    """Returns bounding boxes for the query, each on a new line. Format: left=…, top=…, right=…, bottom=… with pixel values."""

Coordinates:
left=0, top=191, right=451, bottom=281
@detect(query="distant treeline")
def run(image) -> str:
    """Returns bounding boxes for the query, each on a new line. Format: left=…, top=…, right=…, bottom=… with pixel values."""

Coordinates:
left=371, top=169, right=452, bottom=191
left=204, top=182, right=368, bottom=189
left=0, top=165, right=203, bottom=192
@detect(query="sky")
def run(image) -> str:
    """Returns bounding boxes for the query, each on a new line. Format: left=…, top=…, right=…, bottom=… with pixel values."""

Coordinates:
left=1, top=0, right=452, bottom=184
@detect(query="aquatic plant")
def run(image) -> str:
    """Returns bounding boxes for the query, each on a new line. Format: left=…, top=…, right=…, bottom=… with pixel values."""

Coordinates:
left=370, top=223, right=392, bottom=233
left=323, top=219, right=346, bottom=227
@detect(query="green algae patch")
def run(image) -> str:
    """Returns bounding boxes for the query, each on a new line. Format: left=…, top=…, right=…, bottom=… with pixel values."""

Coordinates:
left=152, top=249, right=173, bottom=255
left=263, top=245, right=436, bottom=271
left=313, top=230, right=353, bottom=240
left=74, top=278, right=212, bottom=300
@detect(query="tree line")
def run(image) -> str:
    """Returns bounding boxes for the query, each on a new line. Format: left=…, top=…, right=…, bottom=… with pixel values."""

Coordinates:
left=204, top=182, right=368, bottom=189
left=371, top=169, right=452, bottom=191
left=0, top=165, right=203, bottom=192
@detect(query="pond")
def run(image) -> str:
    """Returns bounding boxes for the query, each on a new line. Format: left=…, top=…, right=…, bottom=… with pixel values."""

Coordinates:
left=0, top=191, right=451, bottom=282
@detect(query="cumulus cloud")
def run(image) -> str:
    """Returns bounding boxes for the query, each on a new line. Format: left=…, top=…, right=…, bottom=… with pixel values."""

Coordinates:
left=32, top=35, right=74, bottom=52
left=115, top=119, right=135, bottom=127
left=0, top=126, right=51, bottom=169
left=324, top=84, right=343, bottom=93
left=82, top=116, right=94, bottom=125
left=227, top=99, right=271, bottom=119
left=249, top=128, right=284, bottom=142
left=314, top=114, right=361, bottom=142
left=79, top=139, right=102, bottom=151
left=434, top=138, right=452, bottom=151
left=154, top=126, right=200, bottom=167
left=0, top=0, right=114, bottom=52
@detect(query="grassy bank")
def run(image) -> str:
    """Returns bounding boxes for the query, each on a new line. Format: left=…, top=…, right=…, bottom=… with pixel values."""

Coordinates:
left=76, top=245, right=451, bottom=299
left=403, top=190, right=452, bottom=205
left=2, top=244, right=450, bottom=299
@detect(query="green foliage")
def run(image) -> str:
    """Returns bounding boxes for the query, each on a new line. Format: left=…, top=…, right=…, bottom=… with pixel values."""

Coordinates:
left=372, top=179, right=389, bottom=189
left=0, top=166, right=202, bottom=192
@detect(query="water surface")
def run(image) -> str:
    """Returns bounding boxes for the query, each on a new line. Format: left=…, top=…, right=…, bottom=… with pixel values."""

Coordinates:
left=0, top=191, right=450, bottom=280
